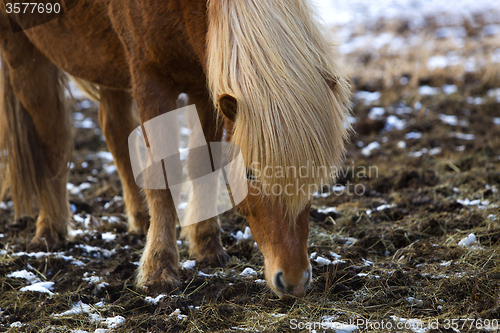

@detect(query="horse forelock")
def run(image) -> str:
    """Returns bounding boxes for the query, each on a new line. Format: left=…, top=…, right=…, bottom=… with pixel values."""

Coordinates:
left=207, top=0, right=352, bottom=219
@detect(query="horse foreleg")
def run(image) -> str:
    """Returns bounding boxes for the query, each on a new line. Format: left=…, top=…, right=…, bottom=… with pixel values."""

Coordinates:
left=136, top=188, right=180, bottom=293
left=97, top=87, right=149, bottom=234
left=180, top=91, right=230, bottom=268
left=132, top=71, right=181, bottom=293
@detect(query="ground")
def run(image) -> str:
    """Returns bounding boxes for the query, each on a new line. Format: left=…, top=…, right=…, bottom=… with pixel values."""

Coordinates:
left=1, top=6, right=500, bottom=333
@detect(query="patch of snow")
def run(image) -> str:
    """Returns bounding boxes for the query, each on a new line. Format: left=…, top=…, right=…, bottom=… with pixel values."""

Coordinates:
left=101, top=232, right=116, bottom=242
left=105, top=316, right=126, bottom=328
left=354, top=91, right=381, bottom=105
left=361, top=141, right=381, bottom=156
left=397, top=141, right=407, bottom=149
left=19, top=281, right=55, bottom=295
left=488, top=88, right=500, bottom=103
left=198, top=271, right=215, bottom=277
left=53, top=301, right=91, bottom=317
left=439, top=114, right=458, bottom=126
left=145, top=294, right=167, bottom=305
left=94, top=151, right=114, bottom=161
left=82, top=274, right=103, bottom=285
left=315, top=256, right=332, bottom=266
left=317, top=207, right=338, bottom=214
left=333, top=185, right=346, bottom=192
left=427, top=55, right=449, bottom=70
left=181, top=260, right=196, bottom=270
left=458, top=233, right=477, bottom=247
left=234, top=226, right=253, bottom=243
left=254, top=279, right=266, bottom=284
left=362, top=259, right=374, bottom=266
left=368, top=107, right=385, bottom=119
left=419, top=86, right=439, bottom=96
left=75, top=244, right=115, bottom=258
left=108, top=216, right=121, bottom=224
left=429, top=147, right=442, bottom=155
left=406, top=297, right=424, bottom=307
left=7, top=270, right=41, bottom=284
left=67, top=182, right=91, bottom=195
left=442, top=84, right=458, bottom=95
left=405, top=132, right=423, bottom=140
left=240, top=267, right=258, bottom=278
left=384, top=115, right=406, bottom=131
left=457, top=198, right=489, bottom=207
left=73, top=214, right=85, bottom=224
left=76, top=117, right=95, bottom=129
left=409, top=148, right=428, bottom=157
left=97, top=282, right=109, bottom=290
left=376, top=204, right=394, bottom=211
left=104, top=164, right=117, bottom=174
left=467, top=96, right=483, bottom=105
left=170, top=309, right=187, bottom=320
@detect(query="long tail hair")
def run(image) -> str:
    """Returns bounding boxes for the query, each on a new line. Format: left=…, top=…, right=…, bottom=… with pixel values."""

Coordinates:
left=0, top=56, right=70, bottom=222
left=207, top=0, right=352, bottom=218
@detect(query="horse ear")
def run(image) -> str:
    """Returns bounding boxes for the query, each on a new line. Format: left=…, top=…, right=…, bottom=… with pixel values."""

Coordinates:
left=325, top=76, right=339, bottom=91
left=219, top=94, right=238, bottom=122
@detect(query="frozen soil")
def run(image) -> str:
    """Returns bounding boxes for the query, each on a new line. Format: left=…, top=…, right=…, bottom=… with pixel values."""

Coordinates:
left=1, top=13, right=500, bottom=333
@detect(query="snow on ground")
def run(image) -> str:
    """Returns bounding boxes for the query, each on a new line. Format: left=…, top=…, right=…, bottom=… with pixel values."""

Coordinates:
left=234, top=226, right=253, bottom=243
left=51, top=301, right=125, bottom=330
left=458, top=233, right=478, bottom=247
left=313, top=0, right=500, bottom=28
left=240, top=267, right=258, bottom=278
left=20, top=282, right=55, bottom=295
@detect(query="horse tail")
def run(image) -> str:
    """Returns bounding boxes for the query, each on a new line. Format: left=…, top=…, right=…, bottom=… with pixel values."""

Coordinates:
left=207, top=0, right=351, bottom=218
left=68, top=75, right=101, bottom=101
left=0, top=56, right=69, bottom=219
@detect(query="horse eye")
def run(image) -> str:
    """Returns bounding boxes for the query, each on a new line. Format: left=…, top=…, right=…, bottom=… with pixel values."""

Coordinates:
left=246, top=169, right=258, bottom=182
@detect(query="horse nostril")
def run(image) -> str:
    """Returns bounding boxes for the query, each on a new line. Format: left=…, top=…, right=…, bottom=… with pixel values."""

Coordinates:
left=273, top=271, right=286, bottom=292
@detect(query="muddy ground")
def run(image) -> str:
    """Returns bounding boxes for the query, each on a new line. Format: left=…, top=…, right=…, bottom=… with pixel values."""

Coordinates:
left=1, top=12, right=500, bottom=333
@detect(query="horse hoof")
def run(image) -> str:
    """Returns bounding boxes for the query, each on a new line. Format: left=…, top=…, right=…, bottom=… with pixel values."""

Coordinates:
left=196, top=251, right=230, bottom=268
left=139, top=274, right=181, bottom=295
left=27, top=236, right=59, bottom=252
left=128, top=211, right=150, bottom=236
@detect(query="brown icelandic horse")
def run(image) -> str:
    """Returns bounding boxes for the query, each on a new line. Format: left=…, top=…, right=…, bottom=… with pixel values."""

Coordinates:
left=0, top=0, right=351, bottom=298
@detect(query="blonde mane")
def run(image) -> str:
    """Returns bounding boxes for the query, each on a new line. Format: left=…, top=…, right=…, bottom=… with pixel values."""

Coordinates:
left=207, top=0, right=351, bottom=218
